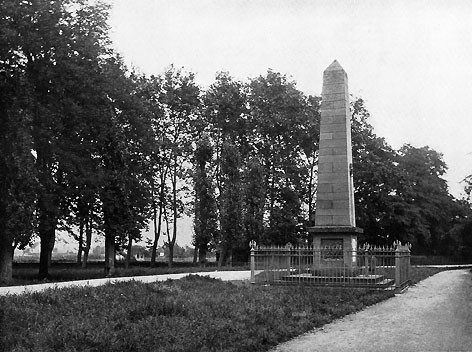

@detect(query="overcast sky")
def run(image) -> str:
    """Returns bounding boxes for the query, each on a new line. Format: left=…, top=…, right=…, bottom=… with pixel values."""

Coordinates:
left=106, top=1, right=472, bottom=249
left=109, top=0, right=472, bottom=201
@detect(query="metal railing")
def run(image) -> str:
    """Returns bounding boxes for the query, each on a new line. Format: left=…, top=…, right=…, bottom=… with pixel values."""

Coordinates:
left=250, top=241, right=411, bottom=290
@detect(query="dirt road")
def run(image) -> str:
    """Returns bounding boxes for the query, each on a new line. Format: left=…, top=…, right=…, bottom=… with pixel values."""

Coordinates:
left=272, top=269, right=472, bottom=352
left=0, top=270, right=251, bottom=295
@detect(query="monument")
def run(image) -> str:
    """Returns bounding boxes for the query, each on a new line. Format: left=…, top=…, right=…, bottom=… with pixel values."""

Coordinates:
left=309, top=60, right=363, bottom=264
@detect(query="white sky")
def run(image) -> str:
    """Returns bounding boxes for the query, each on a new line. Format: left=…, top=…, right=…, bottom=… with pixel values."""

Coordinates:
left=108, top=0, right=472, bottom=200
left=16, top=0, right=471, bottom=254
left=105, top=0, right=472, bottom=247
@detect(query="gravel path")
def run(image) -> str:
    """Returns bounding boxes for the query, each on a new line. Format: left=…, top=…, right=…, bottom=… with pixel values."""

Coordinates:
left=0, top=270, right=251, bottom=296
left=272, top=269, right=472, bottom=352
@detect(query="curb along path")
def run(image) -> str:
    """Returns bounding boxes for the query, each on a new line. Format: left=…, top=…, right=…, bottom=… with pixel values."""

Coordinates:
left=272, top=269, right=472, bottom=352
left=0, top=270, right=251, bottom=296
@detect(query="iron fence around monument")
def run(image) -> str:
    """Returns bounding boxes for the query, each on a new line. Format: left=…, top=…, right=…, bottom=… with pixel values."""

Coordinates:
left=249, top=241, right=411, bottom=290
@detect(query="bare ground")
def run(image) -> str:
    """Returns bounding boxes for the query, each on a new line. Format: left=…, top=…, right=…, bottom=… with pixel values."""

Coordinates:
left=272, top=269, right=472, bottom=352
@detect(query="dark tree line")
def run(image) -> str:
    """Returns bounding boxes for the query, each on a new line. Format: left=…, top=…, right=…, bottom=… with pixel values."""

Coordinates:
left=192, top=80, right=472, bottom=264
left=1, top=0, right=471, bottom=283
left=1, top=0, right=152, bottom=281
left=351, top=99, right=472, bottom=255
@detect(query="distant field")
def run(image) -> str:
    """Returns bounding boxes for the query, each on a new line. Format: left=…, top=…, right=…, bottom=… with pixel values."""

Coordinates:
left=13, top=255, right=202, bottom=263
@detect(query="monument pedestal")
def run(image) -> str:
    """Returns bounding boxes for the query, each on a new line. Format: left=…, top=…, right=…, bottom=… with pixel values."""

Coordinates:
left=308, top=226, right=363, bottom=267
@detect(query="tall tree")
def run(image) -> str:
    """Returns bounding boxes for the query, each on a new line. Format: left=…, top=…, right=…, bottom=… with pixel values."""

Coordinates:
left=134, top=74, right=167, bottom=267
left=242, top=159, right=265, bottom=247
left=1, top=0, right=116, bottom=278
left=202, top=72, right=250, bottom=263
left=158, top=66, right=200, bottom=267
left=350, top=98, right=460, bottom=253
left=393, top=144, right=456, bottom=253
left=0, top=66, right=37, bottom=283
left=303, top=95, right=322, bottom=225
left=218, top=141, right=243, bottom=265
left=193, top=136, right=219, bottom=265
left=203, top=72, right=249, bottom=184
left=247, top=70, right=316, bottom=244
left=351, top=97, right=399, bottom=244
left=99, top=61, right=152, bottom=276
left=8, top=0, right=152, bottom=277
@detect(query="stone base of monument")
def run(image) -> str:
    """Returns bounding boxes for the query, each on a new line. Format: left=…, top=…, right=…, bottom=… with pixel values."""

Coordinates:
left=308, top=226, right=363, bottom=267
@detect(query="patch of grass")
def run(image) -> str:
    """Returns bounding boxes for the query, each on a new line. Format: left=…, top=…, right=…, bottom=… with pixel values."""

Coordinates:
left=409, top=266, right=451, bottom=285
left=0, top=275, right=393, bottom=352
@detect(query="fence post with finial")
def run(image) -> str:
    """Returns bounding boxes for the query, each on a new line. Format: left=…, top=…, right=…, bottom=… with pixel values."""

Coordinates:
left=250, top=240, right=256, bottom=284
left=395, top=241, right=401, bottom=288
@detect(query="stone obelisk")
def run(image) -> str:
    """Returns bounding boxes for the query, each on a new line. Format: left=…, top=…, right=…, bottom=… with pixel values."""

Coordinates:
left=309, top=60, right=362, bottom=262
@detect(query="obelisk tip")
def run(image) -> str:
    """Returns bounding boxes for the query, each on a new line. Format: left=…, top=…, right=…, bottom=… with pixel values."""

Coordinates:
left=325, top=60, right=344, bottom=72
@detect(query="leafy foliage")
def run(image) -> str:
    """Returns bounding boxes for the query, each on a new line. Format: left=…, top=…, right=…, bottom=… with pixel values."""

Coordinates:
left=0, top=63, right=38, bottom=282
left=0, top=0, right=153, bottom=280
left=351, top=98, right=471, bottom=255
left=248, top=71, right=318, bottom=244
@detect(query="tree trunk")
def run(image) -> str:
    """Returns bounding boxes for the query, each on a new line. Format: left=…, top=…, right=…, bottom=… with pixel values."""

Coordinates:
left=198, top=247, right=207, bottom=267
left=150, top=179, right=158, bottom=266
left=38, top=221, right=56, bottom=280
left=150, top=198, right=158, bottom=266
left=77, top=218, right=84, bottom=265
left=193, top=245, right=198, bottom=264
left=168, top=160, right=178, bottom=268
left=82, top=216, right=92, bottom=269
left=151, top=188, right=164, bottom=267
left=76, top=245, right=83, bottom=266
left=218, top=245, right=226, bottom=267
left=268, top=162, right=276, bottom=229
left=125, top=235, right=132, bottom=269
left=37, top=189, right=58, bottom=280
left=104, top=232, right=115, bottom=277
left=47, top=249, right=53, bottom=268
left=82, top=247, right=90, bottom=268
left=151, top=171, right=167, bottom=267
left=36, top=147, right=58, bottom=280
left=168, top=243, right=174, bottom=268
left=0, top=239, right=13, bottom=284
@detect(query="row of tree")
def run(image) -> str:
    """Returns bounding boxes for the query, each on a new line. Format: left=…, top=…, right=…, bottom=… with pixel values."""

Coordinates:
left=1, top=0, right=471, bottom=283
left=1, top=0, right=152, bottom=281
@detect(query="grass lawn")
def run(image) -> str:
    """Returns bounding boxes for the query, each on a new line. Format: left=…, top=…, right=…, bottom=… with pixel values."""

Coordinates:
left=0, top=275, right=394, bottom=352
left=0, top=266, right=457, bottom=351
left=408, top=266, right=452, bottom=284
